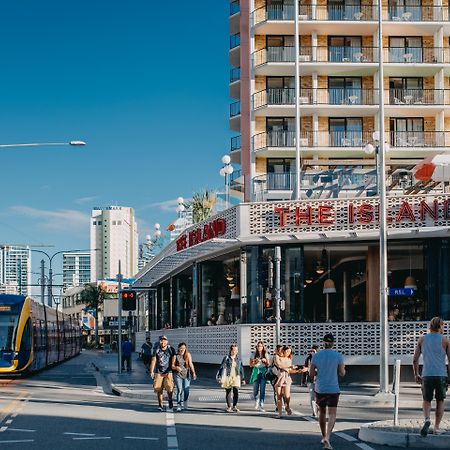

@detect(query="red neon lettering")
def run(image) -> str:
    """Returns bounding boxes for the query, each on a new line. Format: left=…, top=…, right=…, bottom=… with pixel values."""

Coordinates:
left=396, top=201, right=416, bottom=223
left=176, top=235, right=187, bottom=251
left=203, top=224, right=212, bottom=241
left=188, top=230, right=196, bottom=247
left=348, top=203, right=354, bottom=224
left=445, top=200, right=450, bottom=220
left=420, top=200, right=438, bottom=221
left=274, top=207, right=292, bottom=227
left=216, top=218, right=226, bottom=236
left=295, top=206, right=312, bottom=225
left=358, top=204, right=374, bottom=224
left=318, top=205, right=334, bottom=225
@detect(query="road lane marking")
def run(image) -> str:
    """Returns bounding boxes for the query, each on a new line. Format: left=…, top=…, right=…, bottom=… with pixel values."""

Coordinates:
left=355, top=443, right=376, bottom=450
left=64, top=432, right=96, bottom=436
left=167, top=427, right=176, bottom=436
left=124, top=436, right=159, bottom=440
left=335, top=432, right=358, bottom=442
left=166, top=409, right=178, bottom=449
left=7, top=428, right=36, bottom=433
left=198, top=394, right=252, bottom=402
left=0, top=439, right=35, bottom=443
left=0, top=427, right=8, bottom=432
left=72, top=437, right=111, bottom=440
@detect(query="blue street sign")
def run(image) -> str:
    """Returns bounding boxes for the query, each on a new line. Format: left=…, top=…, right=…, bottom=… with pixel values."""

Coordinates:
left=388, top=288, right=415, bottom=297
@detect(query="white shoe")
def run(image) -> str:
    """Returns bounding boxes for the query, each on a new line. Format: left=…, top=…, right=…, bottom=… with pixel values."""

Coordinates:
left=259, top=403, right=265, bottom=412
left=176, top=406, right=182, bottom=412
left=254, top=401, right=259, bottom=410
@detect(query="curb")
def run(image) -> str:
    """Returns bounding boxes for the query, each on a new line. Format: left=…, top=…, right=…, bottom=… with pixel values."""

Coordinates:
left=359, top=421, right=450, bottom=448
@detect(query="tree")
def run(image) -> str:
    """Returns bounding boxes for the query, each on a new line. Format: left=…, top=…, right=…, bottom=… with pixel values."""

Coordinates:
left=191, top=190, right=217, bottom=223
left=77, top=283, right=105, bottom=348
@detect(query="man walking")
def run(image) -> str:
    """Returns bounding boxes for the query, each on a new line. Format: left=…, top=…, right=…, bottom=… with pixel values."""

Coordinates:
left=150, top=335, right=176, bottom=411
left=309, top=334, right=345, bottom=450
left=121, top=338, right=133, bottom=372
left=305, top=344, right=319, bottom=417
left=413, top=317, right=450, bottom=436
left=140, top=337, right=153, bottom=372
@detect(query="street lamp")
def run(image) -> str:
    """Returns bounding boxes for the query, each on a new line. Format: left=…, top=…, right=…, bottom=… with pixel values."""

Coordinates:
left=0, top=141, right=86, bottom=149
left=140, top=224, right=164, bottom=264
left=220, top=155, right=234, bottom=208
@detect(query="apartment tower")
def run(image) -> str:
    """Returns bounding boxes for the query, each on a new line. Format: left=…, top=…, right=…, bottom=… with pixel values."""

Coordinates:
left=0, top=245, right=31, bottom=296
left=63, top=251, right=91, bottom=289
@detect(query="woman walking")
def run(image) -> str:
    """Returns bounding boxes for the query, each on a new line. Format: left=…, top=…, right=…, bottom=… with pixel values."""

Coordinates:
left=249, top=341, right=269, bottom=411
left=273, top=345, right=297, bottom=418
left=217, top=344, right=245, bottom=412
left=172, top=342, right=197, bottom=412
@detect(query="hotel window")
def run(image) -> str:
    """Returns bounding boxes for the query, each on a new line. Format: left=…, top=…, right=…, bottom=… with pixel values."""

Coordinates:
left=389, top=77, right=423, bottom=104
left=389, top=118, right=424, bottom=147
left=328, top=77, right=362, bottom=104
left=328, top=36, right=362, bottom=62
left=266, top=35, right=295, bottom=63
left=266, top=77, right=295, bottom=105
left=388, top=0, right=422, bottom=21
left=328, top=0, right=362, bottom=21
left=266, top=117, right=295, bottom=147
left=266, top=159, right=295, bottom=190
left=267, top=0, right=294, bottom=20
left=329, top=118, right=363, bottom=146
left=389, top=37, right=422, bottom=63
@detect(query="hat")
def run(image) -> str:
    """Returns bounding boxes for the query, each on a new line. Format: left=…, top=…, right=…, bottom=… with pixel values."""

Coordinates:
left=159, top=335, right=168, bottom=341
left=323, top=333, right=334, bottom=343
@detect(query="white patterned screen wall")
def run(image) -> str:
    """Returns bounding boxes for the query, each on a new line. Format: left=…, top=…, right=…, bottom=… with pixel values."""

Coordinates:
left=147, top=321, right=449, bottom=366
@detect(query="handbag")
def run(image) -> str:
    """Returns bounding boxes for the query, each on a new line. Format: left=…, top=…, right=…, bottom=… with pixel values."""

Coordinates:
left=264, top=365, right=278, bottom=382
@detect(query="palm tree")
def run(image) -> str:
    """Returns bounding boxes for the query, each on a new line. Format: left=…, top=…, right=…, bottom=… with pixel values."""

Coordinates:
left=191, top=190, right=217, bottom=223
left=77, top=283, right=105, bottom=348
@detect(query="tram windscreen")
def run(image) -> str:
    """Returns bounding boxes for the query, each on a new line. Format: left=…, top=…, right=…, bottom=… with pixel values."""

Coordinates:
left=0, top=308, right=19, bottom=367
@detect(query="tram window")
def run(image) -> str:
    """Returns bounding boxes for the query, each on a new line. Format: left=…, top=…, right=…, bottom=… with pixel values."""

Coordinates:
left=21, top=319, right=32, bottom=352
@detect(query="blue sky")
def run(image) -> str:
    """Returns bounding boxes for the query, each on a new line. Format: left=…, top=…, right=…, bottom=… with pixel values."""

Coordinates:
left=0, top=0, right=232, bottom=286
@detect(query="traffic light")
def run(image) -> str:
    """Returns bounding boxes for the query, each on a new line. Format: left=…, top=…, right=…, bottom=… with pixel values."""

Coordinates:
left=264, top=298, right=272, bottom=309
left=121, top=290, right=136, bottom=311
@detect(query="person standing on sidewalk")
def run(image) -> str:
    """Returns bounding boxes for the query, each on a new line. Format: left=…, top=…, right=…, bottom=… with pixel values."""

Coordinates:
left=413, top=316, right=450, bottom=436
left=249, top=341, right=269, bottom=411
left=172, top=342, right=197, bottom=412
left=140, top=337, right=153, bottom=372
left=305, top=345, right=319, bottom=417
left=121, top=338, right=133, bottom=372
left=150, top=335, right=176, bottom=411
left=216, top=344, right=245, bottom=412
left=309, top=333, right=345, bottom=450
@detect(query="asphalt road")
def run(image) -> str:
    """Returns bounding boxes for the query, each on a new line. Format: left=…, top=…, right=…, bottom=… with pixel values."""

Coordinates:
left=0, top=351, right=435, bottom=450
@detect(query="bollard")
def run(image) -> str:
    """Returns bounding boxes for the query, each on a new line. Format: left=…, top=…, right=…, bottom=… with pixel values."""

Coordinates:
left=393, top=359, right=401, bottom=426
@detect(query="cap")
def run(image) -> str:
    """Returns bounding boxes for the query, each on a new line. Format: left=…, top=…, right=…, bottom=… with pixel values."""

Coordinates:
left=159, top=335, right=168, bottom=341
left=323, top=333, right=334, bottom=343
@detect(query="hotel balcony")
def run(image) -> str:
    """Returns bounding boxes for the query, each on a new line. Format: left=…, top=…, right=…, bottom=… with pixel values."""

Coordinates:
left=229, top=33, right=240, bottom=67
left=252, top=129, right=450, bottom=158
left=230, top=1, right=240, bottom=35
left=253, top=46, right=379, bottom=76
left=230, top=135, right=241, bottom=164
left=229, top=101, right=241, bottom=131
left=385, top=88, right=450, bottom=115
left=252, top=87, right=379, bottom=116
left=230, top=67, right=241, bottom=99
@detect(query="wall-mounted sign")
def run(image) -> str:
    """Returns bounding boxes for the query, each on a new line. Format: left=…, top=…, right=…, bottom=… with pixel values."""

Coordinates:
left=388, top=288, right=415, bottom=297
left=176, top=218, right=226, bottom=252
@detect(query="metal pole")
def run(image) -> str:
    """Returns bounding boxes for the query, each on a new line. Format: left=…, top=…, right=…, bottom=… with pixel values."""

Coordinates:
left=117, top=260, right=123, bottom=374
left=40, top=259, right=46, bottom=305
left=294, top=0, right=301, bottom=200
left=274, top=246, right=281, bottom=345
left=393, top=359, right=401, bottom=425
left=48, top=266, right=53, bottom=307
left=225, top=172, right=229, bottom=208
left=377, top=0, right=389, bottom=394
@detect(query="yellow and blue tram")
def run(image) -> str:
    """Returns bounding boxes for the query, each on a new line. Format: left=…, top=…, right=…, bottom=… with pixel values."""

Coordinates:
left=0, top=294, right=81, bottom=374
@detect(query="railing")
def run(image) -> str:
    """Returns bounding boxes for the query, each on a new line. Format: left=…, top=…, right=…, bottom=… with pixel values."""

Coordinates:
left=384, top=47, right=443, bottom=64
left=230, top=33, right=240, bottom=49
left=386, top=88, right=449, bottom=105
left=252, top=88, right=379, bottom=107
left=383, top=6, right=448, bottom=22
left=230, top=101, right=241, bottom=117
left=230, top=67, right=240, bottom=83
left=388, top=131, right=449, bottom=148
left=254, top=172, right=296, bottom=191
left=230, top=0, right=240, bottom=16
left=229, top=168, right=242, bottom=187
left=253, top=130, right=373, bottom=150
left=231, top=135, right=241, bottom=151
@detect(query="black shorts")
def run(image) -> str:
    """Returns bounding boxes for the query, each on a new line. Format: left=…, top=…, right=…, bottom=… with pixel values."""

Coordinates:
left=315, top=392, right=340, bottom=408
left=422, top=377, right=447, bottom=402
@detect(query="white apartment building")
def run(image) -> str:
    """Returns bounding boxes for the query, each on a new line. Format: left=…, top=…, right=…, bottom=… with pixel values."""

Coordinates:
left=0, top=245, right=31, bottom=296
left=63, top=251, right=91, bottom=289
left=90, top=206, right=138, bottom=281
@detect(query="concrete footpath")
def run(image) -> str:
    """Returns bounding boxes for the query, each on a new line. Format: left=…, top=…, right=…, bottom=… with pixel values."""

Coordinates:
left=92, top=351, right=450, bottom=448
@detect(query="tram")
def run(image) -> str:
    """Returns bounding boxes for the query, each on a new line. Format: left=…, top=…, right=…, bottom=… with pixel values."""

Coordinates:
left=0, top=294, right=81, bottom=374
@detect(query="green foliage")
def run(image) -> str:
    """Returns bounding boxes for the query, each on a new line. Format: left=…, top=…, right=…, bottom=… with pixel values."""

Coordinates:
left=78, top=283, right=105, bottom=310
left=191, top=189, right=217, bottom=224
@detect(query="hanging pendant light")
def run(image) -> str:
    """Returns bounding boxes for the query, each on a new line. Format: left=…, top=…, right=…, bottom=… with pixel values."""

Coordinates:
left=404, top=250, right=417, bottom=290
left=323, top=248, right=336, bottom=294
left=316, top=249, right=326, bottom=274
left=305, top=274, right=314, bottom=284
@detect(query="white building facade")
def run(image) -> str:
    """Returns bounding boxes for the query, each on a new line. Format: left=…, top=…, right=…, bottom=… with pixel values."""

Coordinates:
left=0, top=245, right=31, bottom=296
left=90, top=206, right=138, bottom=281
left=63, top=251, right=91, bottom=289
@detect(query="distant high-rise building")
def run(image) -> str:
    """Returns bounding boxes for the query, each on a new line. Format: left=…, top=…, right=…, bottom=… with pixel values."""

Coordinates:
left=63, top=251, right=91, bottom=289
left=90, top=206, right=138, bottom=281
left=0, top=245, right=31, bottom=296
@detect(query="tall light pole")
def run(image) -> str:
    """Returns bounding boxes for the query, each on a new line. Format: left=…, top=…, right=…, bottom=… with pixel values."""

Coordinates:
left=220, top=155, right=234, bottom=208
left=294, top=0, right=301, bottom=200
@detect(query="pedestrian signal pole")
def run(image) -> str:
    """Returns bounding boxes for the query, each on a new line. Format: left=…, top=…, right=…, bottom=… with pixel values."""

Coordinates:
left=274, top=246, right=281, bottom=345
left=117, top=260, right=123, bottom=374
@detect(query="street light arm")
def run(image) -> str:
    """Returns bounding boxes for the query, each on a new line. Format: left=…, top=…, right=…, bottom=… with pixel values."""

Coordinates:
left=30, top=249, right=51, bottom=261
left=0, top=141, right=86, bottom=149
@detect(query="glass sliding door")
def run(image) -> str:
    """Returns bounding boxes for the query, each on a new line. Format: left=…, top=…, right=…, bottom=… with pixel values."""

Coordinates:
left=267, top=117, right=296, bottom=147
left=328, top=36, right=362, bottom=62
left=390, top=117, right=424, bottom=146
left=389, top=36, right=422, bottom=63
left=267, top=158, right=295, bottom=190
left=328, top=0, right=362, bottom=21
left=388, top=0, right=422, bottom=21
left=329, top=117, right=362, bottom=146
left=389, top=77, right=423, bottom=104
left=328, top=77, right=362, bottom=104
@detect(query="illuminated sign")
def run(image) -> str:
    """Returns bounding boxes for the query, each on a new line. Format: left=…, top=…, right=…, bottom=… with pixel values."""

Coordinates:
left=176, top=218, right=226, bottom=252
left=0, top=305, right=12, bottom=312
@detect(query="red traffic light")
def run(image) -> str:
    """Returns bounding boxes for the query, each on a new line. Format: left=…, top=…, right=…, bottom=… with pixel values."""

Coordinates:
left=265, top=299, right=272, bottom=309
left=121, top=289, right=137, bottom=311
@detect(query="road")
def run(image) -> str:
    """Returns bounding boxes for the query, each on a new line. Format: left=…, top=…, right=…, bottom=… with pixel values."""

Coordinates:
left=0, top=351, right=432, bottom=450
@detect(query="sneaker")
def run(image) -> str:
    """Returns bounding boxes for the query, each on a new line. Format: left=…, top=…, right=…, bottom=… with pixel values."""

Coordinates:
left=254, top=401, right=259, bottom=410
left=421, top=419, right=431, bottom=437
left=226, top=407, right=233, bottom=413
left=176, top=406, right=182, bottom=412
left=158, top=405, right=164, bottom=412
left=259, top=403, right=265, bottom=412
left=232, top=406, right=240, bottom=412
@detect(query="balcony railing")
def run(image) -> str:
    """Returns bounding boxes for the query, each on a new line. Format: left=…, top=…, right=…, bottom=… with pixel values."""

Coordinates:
left=384, top=6, right=447, bottom=22
left=231, top=135, right=241, bottom=151
left=230, top=67, right=241, bottom=83
left=253, top=130, right=373, bottom=150
left=230, top=33, right=240, bottom=49
left=230, top=0, right=240, bottom=16
left=252, top=87, right=379, bottom=108
left=384, top=47, right=444, bottom=64
left=386, top=88, right=450, bottom=105
left=254, top=46, right=379, bottom=66
left=230, top=101, right=241, bottom=117
left=388, top=131, right=449, bottom=148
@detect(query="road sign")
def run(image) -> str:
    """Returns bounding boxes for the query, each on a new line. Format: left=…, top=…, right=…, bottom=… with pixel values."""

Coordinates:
left=388, top=288, right=415, bottom=296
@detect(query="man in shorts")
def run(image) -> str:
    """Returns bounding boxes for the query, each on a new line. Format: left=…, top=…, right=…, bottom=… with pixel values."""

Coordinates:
left=413, top=317, right=450, bottom=436
left=150, top=335, right=176, bottom=411
left=309, top=333, right=345, bottom=450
